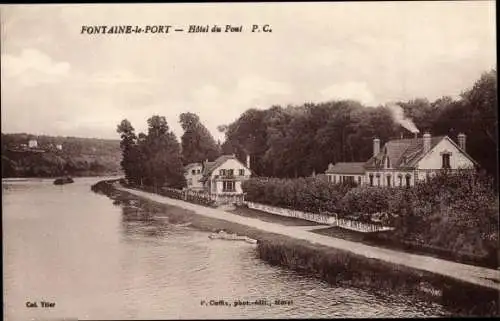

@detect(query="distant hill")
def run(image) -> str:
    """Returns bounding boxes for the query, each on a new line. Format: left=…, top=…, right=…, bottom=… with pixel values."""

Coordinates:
left=1, top=133, right=123, bottom=178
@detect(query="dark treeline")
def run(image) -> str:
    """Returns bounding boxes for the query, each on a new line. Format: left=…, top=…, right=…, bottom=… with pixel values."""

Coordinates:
left=117, top=113, right=222, bottom=189
left=117, top=69, right=496, bottom=189
left=219, top=69, right=497, bottom=180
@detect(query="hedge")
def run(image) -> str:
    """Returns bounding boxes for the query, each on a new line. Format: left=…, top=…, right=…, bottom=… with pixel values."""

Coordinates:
left=242, top=170, right=498, bottom=263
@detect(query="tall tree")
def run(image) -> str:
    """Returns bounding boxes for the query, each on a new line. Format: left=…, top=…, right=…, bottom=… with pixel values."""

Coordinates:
left=179, top=112, right=220, bottom=164
left=116, top=119, right=140, bottom=184
left=142, top=115, right=186, bottom=189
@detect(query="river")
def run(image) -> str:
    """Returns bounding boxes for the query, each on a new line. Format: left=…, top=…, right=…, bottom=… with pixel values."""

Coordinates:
left=2, top=177, right=451, bottom=320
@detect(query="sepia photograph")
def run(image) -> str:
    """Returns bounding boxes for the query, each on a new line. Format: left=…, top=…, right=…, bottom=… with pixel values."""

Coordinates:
left=1, top=1, right=498, bottom=319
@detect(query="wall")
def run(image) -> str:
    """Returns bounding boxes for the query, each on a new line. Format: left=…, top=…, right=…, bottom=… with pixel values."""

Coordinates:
left=246, top=202, right=394, bottom=232
left=210, top=158, right=250, bottom=194
left=365, top=170, right=416, bottom=187
left=327, top=174, right=365, bottom=185
left=210, top=158, right=251, bottom=180
left=185, top=164, right=203, bottom=190
left=418, top=138, right=475, bottom=170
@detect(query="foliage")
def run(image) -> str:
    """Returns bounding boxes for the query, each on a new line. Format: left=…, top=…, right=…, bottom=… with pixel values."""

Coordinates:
left=339, top=186, right=392, bottom=217
left=242, top=177, right=352, bottom=214
left=179, top=112, right=220, bottom=165
left=220, top=69, right=497, bottom=182
left=243, top=170, right=498, bottom=262
left=116, top=116, right=186, bottom=189
left=1, top=133, right=121, bottom=177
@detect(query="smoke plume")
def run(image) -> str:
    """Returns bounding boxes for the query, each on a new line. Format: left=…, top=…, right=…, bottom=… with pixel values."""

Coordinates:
left=386, top=103, right=420, bottom=134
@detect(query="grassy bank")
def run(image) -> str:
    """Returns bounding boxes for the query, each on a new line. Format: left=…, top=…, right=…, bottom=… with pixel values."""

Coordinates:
left=313, top=227, right=498, bottom=269
left=91, top=180, right=499, bottom=316
left=229, top=205, right=323, bottom=226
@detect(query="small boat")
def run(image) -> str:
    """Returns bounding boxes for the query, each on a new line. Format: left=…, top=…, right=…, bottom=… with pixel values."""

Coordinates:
left=209, top=230, right=257, bottom=243
left=244, top=237, right=258, bottom=244
left=53, top=176, right=74, bottom=185
left=177, top=222, right=192, bottom=227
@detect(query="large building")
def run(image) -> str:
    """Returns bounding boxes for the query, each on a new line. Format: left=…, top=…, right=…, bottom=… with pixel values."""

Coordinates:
left=184, top=162, right=204, bottom=191
left=200, top=154, right=252, bottom=194
left=184, top=154, right=252, bottom=195
left=326, top=133, right=477, bottom=187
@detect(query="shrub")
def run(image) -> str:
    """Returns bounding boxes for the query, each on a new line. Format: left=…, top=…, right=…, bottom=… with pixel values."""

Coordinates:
left=339, top=186, right=392, bottom=217
left=242, top=177, right=352, bottom=215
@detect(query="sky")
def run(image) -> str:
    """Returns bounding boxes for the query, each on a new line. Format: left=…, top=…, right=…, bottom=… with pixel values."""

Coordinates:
left=1, top=2, right=496, bottom=142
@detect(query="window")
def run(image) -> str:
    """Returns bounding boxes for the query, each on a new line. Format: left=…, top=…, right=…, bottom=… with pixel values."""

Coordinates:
left=386, top=157, right=391, bottom=168
left=239, top=169, right=245, bottom=176
left=219, top=169, right=225, bottom=176
left=223, top=181, right=235, bottom=192
left=191, top=169, right=196, bottom=175
left=369, top=174, right=374, bottom=186
left=398, top=174, right=403, bottom=186
left=405, top=174, right=411, bottom=187
left=376, top=173, right=381, bottom=186
left=442, top=153, right=451, bottom=169
left=197, top=169, right=201, bottom=174
left=333, top=176, right=337, bottom=184
left=357, top=176, right=361, bottom=185
left=227, top=169, right=234, bottom=177
left=386, top=175, right=391, bottom=187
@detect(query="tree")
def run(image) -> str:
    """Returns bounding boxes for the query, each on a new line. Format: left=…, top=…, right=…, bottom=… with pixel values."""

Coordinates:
left=116, top=119, right=140, bottom=184
left=179, top=112, right=220, bottom=164
left=141, top=115, right=186, bottom=189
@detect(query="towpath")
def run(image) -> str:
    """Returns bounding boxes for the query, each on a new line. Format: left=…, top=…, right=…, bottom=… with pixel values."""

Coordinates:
left=117, top=186, right=500, bottom=291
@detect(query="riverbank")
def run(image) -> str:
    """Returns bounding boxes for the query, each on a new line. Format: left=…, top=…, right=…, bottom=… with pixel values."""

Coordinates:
left=91, top=180, right=499, bottom=316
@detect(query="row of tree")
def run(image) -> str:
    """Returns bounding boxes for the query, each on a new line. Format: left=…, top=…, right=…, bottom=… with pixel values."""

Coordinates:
left=218, top=69, right=497, bottom=180
left=117, top=69, right=497, bottom=188
left=117, top=113, right=222, bottom=189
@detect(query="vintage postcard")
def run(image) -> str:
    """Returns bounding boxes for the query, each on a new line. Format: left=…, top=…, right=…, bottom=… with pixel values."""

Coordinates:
left=1, top=2, right=498, bottom=320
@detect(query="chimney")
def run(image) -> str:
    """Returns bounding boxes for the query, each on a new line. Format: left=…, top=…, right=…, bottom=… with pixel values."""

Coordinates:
left=423, top=132, right=431, bottom=154
left=246, top=154, right=250, bottom=169
left=458, top=133, right=466, bottom=151
left=373, top=138, right=380, bottom=157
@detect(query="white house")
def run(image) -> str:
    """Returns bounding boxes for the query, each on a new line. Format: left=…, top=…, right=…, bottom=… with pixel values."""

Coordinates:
left=200, top=154, right=252, bottom=195
left=28, top=139, right=38, bottom=148
left=326, top=133, right=477, bottom=187
left=325, top=162, right=365, bottom=185
left=184, top=162, right=204, bottom=191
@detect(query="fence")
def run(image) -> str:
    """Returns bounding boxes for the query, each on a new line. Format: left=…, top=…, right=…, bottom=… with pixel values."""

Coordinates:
left=160, top=187, right=245, bottom=207
left=245, top=202, right=394, bottom=233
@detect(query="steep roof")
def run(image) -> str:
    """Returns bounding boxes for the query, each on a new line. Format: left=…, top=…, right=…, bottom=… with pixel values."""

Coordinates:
left=200, top=154, right=250, bottom=182
left=325, top=162, right=366, bottom=174
left=364, top=136, right=446, bottom=169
